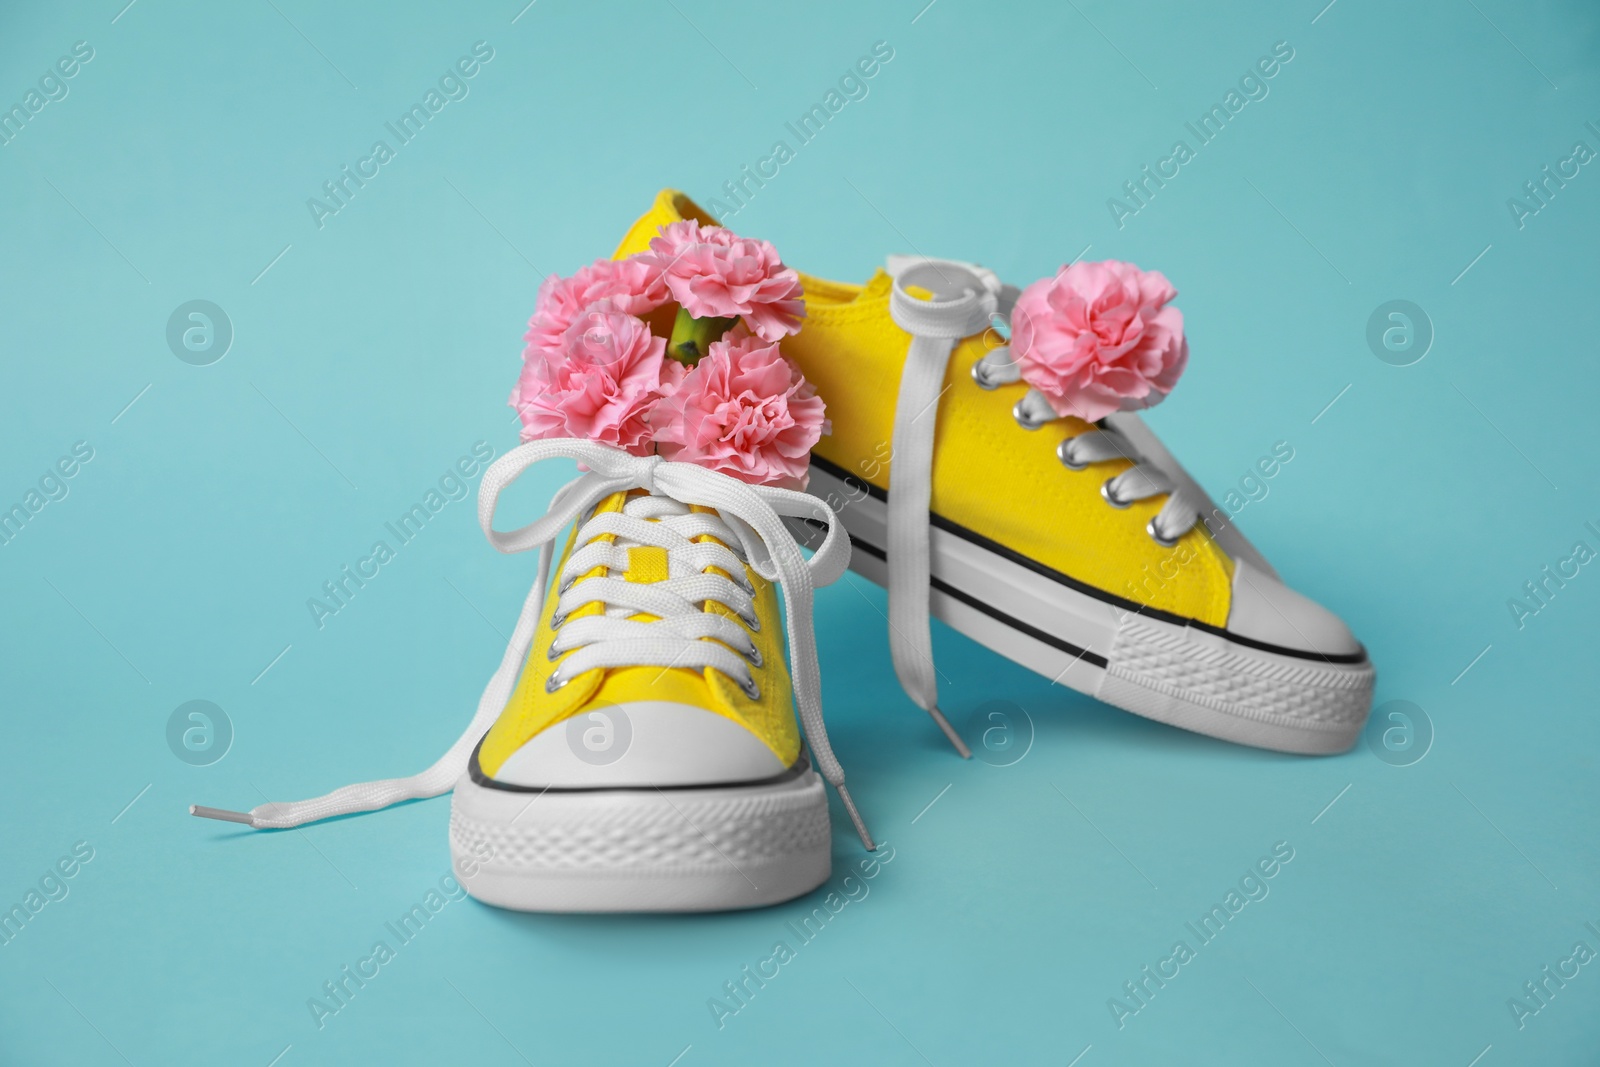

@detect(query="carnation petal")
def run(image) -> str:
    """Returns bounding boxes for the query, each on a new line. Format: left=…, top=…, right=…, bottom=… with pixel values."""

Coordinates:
left=1014, top=258, right=1188, bottom=421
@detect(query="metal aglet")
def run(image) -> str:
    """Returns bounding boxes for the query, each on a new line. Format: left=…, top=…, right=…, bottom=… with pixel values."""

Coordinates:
left=835, top=784, right=876, bottom=851
left=927, top=705, right=974, bottom=759
left=190, top=805, right=255, bottom=825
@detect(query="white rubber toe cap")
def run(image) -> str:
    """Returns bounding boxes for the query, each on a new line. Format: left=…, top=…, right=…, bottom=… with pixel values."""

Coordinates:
left=489, top=701, right=789, bottom=789
left=1227, top=561, right=1363, bottom=659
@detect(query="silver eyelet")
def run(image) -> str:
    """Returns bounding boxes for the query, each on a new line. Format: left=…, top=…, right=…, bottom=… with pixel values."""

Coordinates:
left=743, top=643, right=763, bottom=668
left=1012, top=399, right=1048, bottom=430
left=738, top=675, right=761, bottom=700
left=1101, top=478, right=1133, bottom=509
left=1146, top=518, right=1180, bottom=548
left=549, top=612, right=567, bottom=630
left=545, top=671, right=569, bottom=693
left=546, top=642, right=563, bottom=662
left=1056, top=438, right=1088, bottom=471
left=971, top=361, right=998, bottom=390
left=739, top=610, right=762, bottom=633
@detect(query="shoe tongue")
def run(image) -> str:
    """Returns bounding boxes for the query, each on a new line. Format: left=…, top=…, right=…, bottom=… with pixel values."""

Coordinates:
left=613, top=494, right=677, bottom=613
left=573, top=489, right=739, bottom=706
left=577, top=492, right=739, bottom=621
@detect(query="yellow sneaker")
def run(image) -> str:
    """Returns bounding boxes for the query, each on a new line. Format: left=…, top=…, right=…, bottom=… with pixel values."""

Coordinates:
left=194, top=440, right=867, bottom=913
left=615, top=191, right=1375, bottom=756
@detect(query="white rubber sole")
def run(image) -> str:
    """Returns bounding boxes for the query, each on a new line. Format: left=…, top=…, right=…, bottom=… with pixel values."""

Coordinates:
left=799, top=459, right=1374, bottom=755
left=449, top=761, right=831, bottom=913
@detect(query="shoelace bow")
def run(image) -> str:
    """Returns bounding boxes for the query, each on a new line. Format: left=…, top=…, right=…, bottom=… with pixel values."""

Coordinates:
left=883, top=257, right=1201, bottom=746
left=193, top=439, right=874, bottom=851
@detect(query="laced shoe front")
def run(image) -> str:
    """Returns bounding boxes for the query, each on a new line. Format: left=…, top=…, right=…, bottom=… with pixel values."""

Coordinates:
left=196, top=208, right=872, bottom=911
left=195, top=442, right=865, bottom=912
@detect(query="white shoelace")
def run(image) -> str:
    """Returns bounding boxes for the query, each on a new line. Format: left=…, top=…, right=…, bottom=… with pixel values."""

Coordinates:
left=882, top=257, right=1201, bottom=739
left=546, top=494, right=765, bottom=694
left=193, top=438, right=874, bottom=850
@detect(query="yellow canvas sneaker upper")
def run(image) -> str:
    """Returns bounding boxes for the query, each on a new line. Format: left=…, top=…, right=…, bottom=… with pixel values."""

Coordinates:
left=474, top=488, right=801, bottom=785
left=608, top=191, right=1371, bottom=760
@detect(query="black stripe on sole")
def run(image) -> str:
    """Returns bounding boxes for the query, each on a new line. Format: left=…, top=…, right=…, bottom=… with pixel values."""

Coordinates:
left=807, top=453, right=1368, bottom=667
left=833, top=523, right=1109, bottom=670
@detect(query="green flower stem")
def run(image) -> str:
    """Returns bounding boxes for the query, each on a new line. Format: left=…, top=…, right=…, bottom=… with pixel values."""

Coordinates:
left=667, top=308, right=738, bottom=366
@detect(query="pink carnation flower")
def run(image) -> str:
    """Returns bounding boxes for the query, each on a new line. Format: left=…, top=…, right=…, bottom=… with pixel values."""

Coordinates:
left=523, top=257, right=667, bottom=356
left=511, top=304, right=681, bottom=456
left=654, top=332, right=828, bottom=489
left=1010, top=260, right=1188, bottom=423
left=646, top=220, right=805, bottom=342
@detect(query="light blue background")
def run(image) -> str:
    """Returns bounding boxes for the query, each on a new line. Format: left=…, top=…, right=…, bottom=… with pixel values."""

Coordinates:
left=2, top=1, right=1597, bottom=1063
